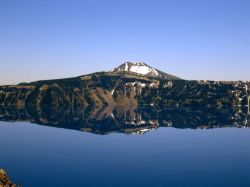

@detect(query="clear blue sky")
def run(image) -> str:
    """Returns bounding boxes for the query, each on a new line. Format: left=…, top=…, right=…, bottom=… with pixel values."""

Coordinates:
left=0, top=0, right=249, bottom=85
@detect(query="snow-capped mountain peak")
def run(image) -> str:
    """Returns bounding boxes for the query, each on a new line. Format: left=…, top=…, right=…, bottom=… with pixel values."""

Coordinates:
left=111, top=62, right=180, bottom=80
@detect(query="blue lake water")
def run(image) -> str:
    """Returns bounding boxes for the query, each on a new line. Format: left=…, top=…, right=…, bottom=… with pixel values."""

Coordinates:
left=0, top=121, right=250, bottom=187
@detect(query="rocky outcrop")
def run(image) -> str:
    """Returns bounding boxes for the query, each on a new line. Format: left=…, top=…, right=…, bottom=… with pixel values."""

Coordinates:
left=0, top=169, right=20, bottom=187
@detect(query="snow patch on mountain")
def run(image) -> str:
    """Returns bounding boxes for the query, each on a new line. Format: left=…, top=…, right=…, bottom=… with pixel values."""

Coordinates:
left=130, top=64, right=159, bottom=76
left=111, top=62, right=181, bottom=80
left=125, top=62, right=128, bottom=71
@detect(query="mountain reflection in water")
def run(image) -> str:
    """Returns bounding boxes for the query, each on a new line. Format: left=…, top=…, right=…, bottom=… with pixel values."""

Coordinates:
left=0, top=105, right=249, bottom=135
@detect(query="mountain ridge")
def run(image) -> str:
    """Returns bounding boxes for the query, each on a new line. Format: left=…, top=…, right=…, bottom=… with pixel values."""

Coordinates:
left=0, top=62, right=249, bottom=121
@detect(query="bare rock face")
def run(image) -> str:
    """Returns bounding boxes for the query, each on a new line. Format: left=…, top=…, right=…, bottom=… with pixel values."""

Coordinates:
left=0, top=169, right=20, bottom=187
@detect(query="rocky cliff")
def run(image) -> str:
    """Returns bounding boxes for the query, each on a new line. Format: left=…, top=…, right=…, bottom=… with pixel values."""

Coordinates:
left=0, top=71, right=249, bottom=110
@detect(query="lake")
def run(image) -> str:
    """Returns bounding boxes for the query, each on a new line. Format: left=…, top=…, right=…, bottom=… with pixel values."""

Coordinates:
left=0, top=119, right=250, bottom=187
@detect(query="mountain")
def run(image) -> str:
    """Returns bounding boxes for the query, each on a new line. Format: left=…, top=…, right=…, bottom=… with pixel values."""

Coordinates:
left=111, top=62, right=180, bottom=80
left=0, top=62, right=249, bottom=127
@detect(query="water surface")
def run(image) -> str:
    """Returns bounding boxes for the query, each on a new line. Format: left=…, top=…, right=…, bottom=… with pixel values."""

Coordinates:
left=0, top=121, right=250, bottom=187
